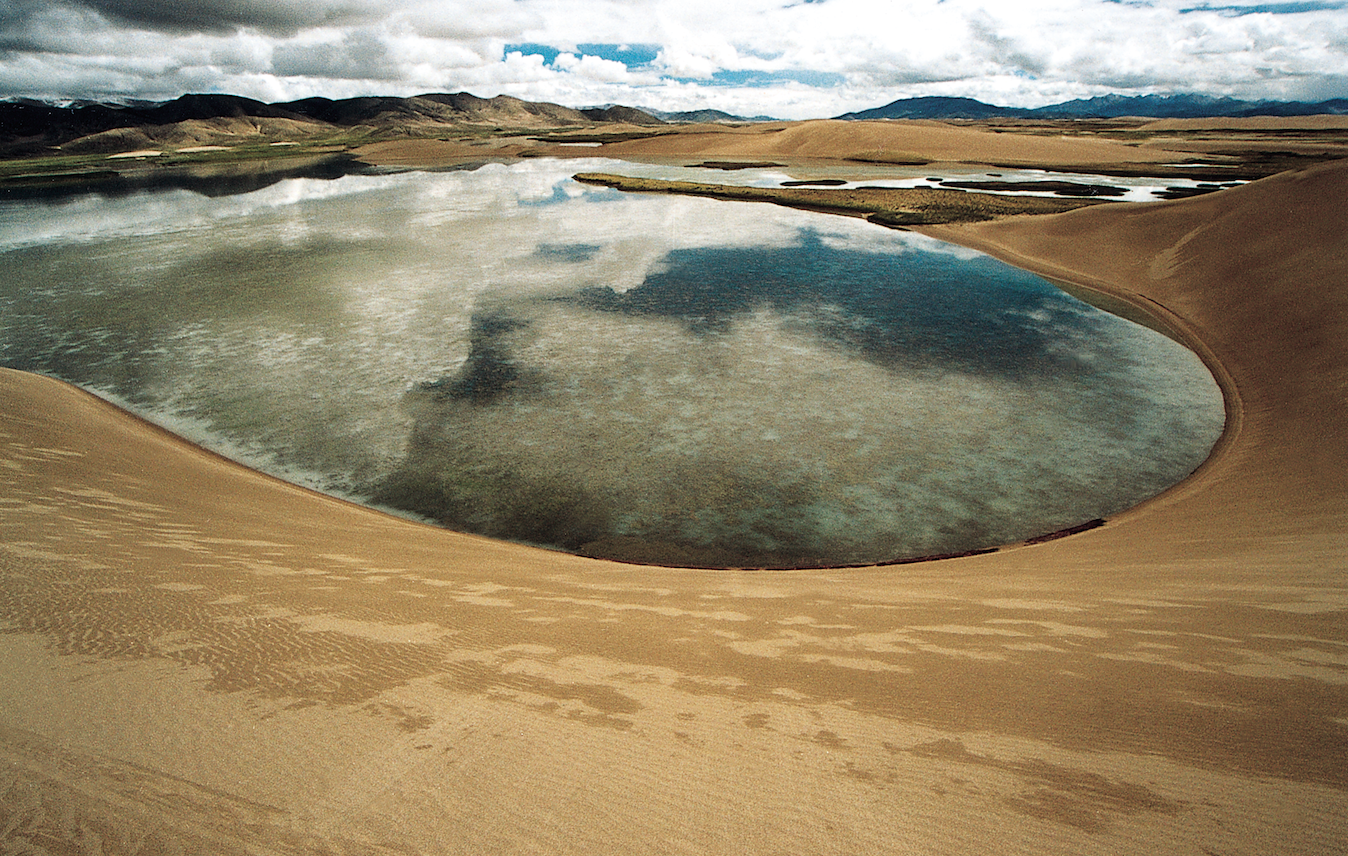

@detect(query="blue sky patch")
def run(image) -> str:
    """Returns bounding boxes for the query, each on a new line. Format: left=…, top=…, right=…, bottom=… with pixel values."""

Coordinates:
left=702, top=69, right=847, bottom=88
left=1179, top=1, right=1347, bottom=13
left=507, top=43, right=840, bottom=86
left=505, top=43, right=660, bottom=68
left=505, top=43, right=560, bottom=64
left=577, top=43, right=661, bottom=67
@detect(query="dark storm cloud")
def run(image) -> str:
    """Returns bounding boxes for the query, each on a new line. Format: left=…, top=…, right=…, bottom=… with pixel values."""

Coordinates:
left=0, top=1, right=67, bottom=52
left=1, top=3, right=160, bottom=60
left=67, top=0, right=386, bottom=35
left=272, top=30, right=399, bottom=80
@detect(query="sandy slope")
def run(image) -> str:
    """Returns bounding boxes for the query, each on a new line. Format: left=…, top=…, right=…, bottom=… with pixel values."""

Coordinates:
left=2, top=130, right=1347, bottom=854
left=600, top=118, right=1185, bottom=165
left=1140, top=115, right=1348, bottom=131
left=922, top=158, right=1348, bottom=571
left=354, top=117, right=1190, bottom=168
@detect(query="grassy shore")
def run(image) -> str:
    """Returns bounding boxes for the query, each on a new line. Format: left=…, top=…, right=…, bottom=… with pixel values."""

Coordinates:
left=572, top=171, right=1106, bottom=225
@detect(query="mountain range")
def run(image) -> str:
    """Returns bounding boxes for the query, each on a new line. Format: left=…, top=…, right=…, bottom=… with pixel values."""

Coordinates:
left=0, top=93, right=788, bottom=158
left=836, top=93, right=1348, bottom=121
left=0, top=92, right=676, bottom=157
left=6, top=90, right=1347, bottom=158
left=643, top=108, right=776, bottom=123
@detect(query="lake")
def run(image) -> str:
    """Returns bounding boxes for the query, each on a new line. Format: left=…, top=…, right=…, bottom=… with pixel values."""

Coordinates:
left=0, top=157, right=1225, bottom=567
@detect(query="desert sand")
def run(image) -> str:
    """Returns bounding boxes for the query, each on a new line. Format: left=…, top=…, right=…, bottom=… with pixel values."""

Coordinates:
left=2, top=120, right=1347, bottom=854
left=356, top=116, right=1188, bottom=170
left=598, top=118, right=1182, bottom=166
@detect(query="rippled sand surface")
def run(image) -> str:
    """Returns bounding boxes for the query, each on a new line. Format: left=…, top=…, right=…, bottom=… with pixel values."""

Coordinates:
left=1, top=137, right=1346, bottom=854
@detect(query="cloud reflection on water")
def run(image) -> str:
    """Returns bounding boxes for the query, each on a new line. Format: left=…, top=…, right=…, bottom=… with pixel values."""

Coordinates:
left=0, top=158, right=1225, bottom=567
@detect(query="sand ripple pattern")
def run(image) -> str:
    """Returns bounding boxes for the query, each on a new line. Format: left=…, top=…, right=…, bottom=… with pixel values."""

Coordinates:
left=2, top=425, right=1347, bottom=856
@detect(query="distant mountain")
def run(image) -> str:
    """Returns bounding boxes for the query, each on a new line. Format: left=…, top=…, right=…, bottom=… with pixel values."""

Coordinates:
left=836, top=96, right=1030, bottom=121
left=1035, top=94, right=1348, bottom=119
left=646, top=108, right=778, bottom=123
left=277, top=92, right=597, bottom=128
left=0, top=94, right=299, bottom=145
left=837, top=93, right=1348, bottom=121
left=0, top=92, right=669, bottom=156
left=579, top=105, right=666, bottom=125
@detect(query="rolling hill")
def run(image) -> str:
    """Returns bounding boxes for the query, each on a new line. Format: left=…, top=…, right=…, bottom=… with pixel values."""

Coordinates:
left=0, top=92, right=666, bottom=157
left=837, top=93, right=1348, bottom=121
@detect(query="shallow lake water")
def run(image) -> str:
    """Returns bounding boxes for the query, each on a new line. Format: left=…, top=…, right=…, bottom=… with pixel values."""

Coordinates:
left=0, top=158, right=1225, bottom=567
left=589, top=159, right=1243, bottom=201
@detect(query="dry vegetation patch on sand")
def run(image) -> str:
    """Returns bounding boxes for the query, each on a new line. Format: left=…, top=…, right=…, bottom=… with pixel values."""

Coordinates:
left=572, top=172, right=1105, bottom=225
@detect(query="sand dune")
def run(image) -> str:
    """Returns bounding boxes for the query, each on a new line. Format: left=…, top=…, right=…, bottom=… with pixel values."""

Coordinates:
left=924, top=158, right=1348, bottom=557
left=2, top=126, right=1347, bottom=853
left=1139, top=114, right=1348, bottom=131
left=356, top=117, right=1191, bottom=170
left=601, top=118, right=1186, bottom=166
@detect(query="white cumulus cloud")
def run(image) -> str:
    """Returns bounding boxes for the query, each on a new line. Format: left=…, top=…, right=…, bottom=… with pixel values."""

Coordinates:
left=0, top=0, right=1343, bottom=116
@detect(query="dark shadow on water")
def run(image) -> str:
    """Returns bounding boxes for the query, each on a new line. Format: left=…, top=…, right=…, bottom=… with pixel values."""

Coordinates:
left=371, top=230, right=1126, bottom=566
left=0, top=154, right=376, bottom=202
left=418, top=313, right=543, bottom=404
left=566, top=229, right=1103, bottom=379
left=373, top=459, right=614, bottom=554
left=535, top=243, right=603, bottom=262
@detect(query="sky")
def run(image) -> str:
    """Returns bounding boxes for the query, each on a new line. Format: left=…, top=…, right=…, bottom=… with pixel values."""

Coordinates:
left=1, top=0, right=1346, bottom=118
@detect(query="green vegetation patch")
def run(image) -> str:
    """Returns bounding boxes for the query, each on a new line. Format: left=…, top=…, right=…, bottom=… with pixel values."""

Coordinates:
left=844, top=150, right=932, bottom=166
left=530, top=130, right=677, bottom=144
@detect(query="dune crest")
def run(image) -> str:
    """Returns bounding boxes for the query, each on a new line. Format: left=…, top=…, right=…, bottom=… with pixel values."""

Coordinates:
left=922, top=158, right=1348, bottom=542
left=602, top=118, right=1186, bottom=166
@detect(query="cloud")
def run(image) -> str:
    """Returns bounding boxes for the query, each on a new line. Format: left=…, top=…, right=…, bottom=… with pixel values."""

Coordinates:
left=578, top=43, right=661, bottom=67
left=505, top=43, right=562, bottom=66
left=967, top=12, right=1050, bottom=77
left=0, top=1, right=108, bottom=54
left=553, top=53, right=633, bottom=84
left=0, top=0, right=1344, bottom=117
left=397, top=1, right=541, bottom=40
left=69, top=0, right=390, bottom=36
left=272, top=30, right=398, bottom=81
left=503, top=42, right=661, bottom=80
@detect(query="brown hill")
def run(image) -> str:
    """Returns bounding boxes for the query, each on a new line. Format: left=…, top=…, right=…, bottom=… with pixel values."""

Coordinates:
left=57, top=116, right=330, bottom=154
left=0, top=92, right=662, bottom=156
left=600, top=118, right=1187, bottom=166
left=581, top=105, right=668, bottom=125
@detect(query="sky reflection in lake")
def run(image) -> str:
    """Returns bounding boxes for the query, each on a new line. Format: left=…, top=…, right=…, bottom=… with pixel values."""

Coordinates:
left=0, top=158, right=1224, bottom=567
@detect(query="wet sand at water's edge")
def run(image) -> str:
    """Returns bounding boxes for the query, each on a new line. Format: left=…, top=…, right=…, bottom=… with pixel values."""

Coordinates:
left=2, top=121, right=1347, bottom=854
